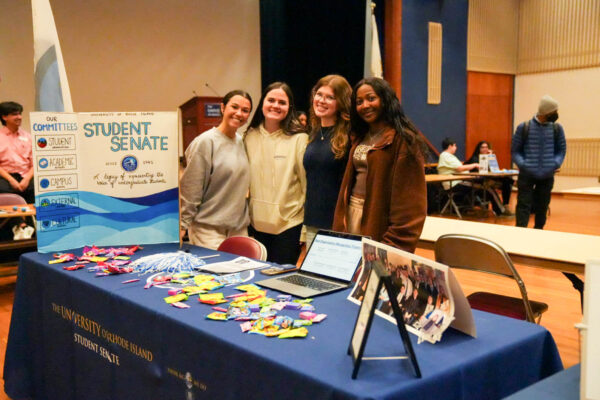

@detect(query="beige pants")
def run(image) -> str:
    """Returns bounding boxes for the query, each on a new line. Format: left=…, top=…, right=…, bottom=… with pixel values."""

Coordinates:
left=188, top=223, right=248, bottom=250
left=347, top=195, right=364, bottom=235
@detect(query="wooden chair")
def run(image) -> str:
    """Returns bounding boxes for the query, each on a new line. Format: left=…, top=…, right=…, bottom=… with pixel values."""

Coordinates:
left=217, top=236, right=267, bottom=261
left=434, top=233, right=548, bottom=323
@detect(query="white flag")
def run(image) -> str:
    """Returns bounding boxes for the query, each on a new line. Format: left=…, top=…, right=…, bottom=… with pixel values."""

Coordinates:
left=32, top=0, right=73, bottom=112
left=371, top=13, right=383, bottom=79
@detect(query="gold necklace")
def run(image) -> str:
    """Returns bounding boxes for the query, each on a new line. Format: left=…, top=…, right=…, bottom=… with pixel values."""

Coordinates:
left=366, top=127, right=386, bottom=145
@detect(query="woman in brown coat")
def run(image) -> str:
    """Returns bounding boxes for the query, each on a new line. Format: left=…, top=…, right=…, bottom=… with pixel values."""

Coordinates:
left=332, top=77, right=426, bottom=253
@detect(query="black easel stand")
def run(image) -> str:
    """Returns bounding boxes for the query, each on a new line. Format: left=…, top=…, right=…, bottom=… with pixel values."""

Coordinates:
left=348, top=262, right=421, bottom=379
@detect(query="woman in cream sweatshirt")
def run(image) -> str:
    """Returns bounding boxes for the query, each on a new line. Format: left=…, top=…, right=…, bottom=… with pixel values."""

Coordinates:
left=244, top=82, right=308, bottom=264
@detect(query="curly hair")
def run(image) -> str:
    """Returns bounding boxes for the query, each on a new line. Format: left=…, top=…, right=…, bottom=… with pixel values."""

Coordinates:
left=308, top=74, right=352, bottom=159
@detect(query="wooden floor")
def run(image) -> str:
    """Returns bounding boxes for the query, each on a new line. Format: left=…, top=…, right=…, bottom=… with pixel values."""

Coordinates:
left=420, top=192, right=599, bottom=369
left=0, top=193, right=597, bottom=399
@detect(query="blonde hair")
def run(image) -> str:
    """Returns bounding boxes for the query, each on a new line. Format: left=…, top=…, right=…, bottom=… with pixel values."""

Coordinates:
left=308, top=75, right=352, bottom=159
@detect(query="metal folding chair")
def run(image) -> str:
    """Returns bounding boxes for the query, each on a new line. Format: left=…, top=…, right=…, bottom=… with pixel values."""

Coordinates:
left=434, top=233, right=548, bottom=323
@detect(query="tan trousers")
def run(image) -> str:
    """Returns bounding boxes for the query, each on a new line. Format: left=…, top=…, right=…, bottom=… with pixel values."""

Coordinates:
left=188, top=223, right=248, bottom=250
left=347, top=195, right=364, bottom=235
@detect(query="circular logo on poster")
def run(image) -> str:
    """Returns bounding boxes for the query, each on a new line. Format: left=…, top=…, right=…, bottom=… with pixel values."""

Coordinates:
left=39, top=158, right=49, bottom=169
left=40, top=178, right=50, bottom=189
left=42, top=220, right=51, bottom=228
left=121, top=155, right=138, bottom=172
left=37, top=138, right=47, bottom=148
left=40, top=198, right=50, bottom=207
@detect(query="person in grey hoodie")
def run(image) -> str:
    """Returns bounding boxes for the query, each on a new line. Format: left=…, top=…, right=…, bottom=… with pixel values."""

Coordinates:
left=179, top=90, right=253, bottom=249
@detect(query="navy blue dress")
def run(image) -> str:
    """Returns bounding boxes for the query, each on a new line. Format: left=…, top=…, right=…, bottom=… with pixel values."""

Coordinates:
left=302, top=127, right=348, bottom=229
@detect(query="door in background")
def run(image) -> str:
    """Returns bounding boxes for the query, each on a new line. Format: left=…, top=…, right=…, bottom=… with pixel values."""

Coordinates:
left=466, top=72, right=514, bottom=169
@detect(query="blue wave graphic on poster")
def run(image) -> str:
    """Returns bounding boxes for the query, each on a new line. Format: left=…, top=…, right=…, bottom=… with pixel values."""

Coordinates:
left=36, top=188, right=179, bottom=253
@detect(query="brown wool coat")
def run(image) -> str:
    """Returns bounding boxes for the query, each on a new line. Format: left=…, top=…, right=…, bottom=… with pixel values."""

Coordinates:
left=332, top=128, right=427, bottom=253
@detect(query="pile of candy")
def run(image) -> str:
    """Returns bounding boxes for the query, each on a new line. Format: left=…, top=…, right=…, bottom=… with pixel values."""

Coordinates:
left=50, top=245, right=141, bottom=275
left=162, top=276, right=326, bottom=339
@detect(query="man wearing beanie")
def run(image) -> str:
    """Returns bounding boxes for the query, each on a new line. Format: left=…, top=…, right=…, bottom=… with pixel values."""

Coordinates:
left=511, top=94, right=566, bottom=229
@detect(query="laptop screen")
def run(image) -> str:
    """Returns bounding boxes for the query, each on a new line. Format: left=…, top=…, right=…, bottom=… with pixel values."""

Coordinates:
left=488, top=154, right=500, bottom=172
left=301, top=232, right=363, bottom=281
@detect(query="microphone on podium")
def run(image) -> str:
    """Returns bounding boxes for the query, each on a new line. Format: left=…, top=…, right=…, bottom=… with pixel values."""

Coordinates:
left=205, top=83, right=221, bottom=97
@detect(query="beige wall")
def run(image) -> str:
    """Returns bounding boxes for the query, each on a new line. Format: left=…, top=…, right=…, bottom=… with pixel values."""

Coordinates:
left=0, top=0, right=261, bottom=136
left=514, top=67, right=600, bottom=140
left=514, top=67, right=600, bottom=190
left=467, top=0, right=519, bottom=74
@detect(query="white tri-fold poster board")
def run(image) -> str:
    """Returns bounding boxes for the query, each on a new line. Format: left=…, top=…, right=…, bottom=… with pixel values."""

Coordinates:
left=31, top=111, right=179, bottom=253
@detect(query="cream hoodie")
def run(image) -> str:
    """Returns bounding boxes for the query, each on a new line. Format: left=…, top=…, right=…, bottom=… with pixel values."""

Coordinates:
left=244, top=124, right=308, bottom=234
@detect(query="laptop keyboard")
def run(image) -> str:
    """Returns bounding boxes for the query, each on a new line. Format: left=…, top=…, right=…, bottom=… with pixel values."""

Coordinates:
left=279, top=274, right=339, bottom=291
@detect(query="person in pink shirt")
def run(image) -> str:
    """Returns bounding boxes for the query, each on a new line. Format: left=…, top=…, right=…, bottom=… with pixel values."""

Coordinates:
left=0, top=101, right=35, bottom=240
left=0, top=101, right=34, bottom=204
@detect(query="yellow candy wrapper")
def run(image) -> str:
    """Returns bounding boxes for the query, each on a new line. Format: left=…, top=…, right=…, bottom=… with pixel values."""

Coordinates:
left=266, top=328, right=289, bottom=337
left=90, top=256, right=109, bottom=262
left=236, top=284, right=261, bottom=292
left=199, top=293, right=224, bottom=300
left=293, top=298, right=313, bottom=304
left=164, top=293, right=189, bottom=304
left=206, top=312, right=227, bottom=321
left=182, top=286, right=205, bottom=295
left=197, top=281, right=224, bottom=291
left=193, top=274, right=215, bottom=285
left=198, top=293, right=227, bottom=304
left=278, top=327, right=309, bottom=339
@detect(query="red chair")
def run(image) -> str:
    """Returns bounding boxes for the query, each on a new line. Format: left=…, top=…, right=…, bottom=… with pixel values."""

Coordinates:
left=0, top=193, right=28, bottom=206
left=434, top=233, right=548, bottom=323
left=217, top=236, right=267, bottom=261
left=0, top=193, right=31, bottom=231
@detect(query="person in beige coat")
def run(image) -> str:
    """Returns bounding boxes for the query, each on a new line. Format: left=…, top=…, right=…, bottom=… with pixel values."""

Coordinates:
left=244, top=82, right=308, bottom=264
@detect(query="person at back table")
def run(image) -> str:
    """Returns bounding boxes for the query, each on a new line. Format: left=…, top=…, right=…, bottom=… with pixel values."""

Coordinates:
left=466, top=140, right=514, bottom=215
left=511, top=95, right=566, bottom=229
left=436, top=137, right=478, bottom=200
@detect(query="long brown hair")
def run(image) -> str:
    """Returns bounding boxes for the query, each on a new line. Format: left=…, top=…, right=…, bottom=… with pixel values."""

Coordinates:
left=246, top=82, right=303, bottom=135
left=308, top=75, right=352, bottom=159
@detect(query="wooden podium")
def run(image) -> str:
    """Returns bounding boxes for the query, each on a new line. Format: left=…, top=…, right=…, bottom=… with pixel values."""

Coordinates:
left=179, top=96, right=223, bottom=153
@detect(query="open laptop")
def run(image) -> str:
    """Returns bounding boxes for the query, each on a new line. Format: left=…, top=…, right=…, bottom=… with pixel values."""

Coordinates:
left=255, top=230, right=364, bottom=298
left=487, top=154, right=501, bottom=172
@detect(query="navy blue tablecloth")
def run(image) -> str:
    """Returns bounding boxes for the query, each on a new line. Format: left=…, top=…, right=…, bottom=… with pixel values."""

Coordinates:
left=504, top=364, right=579, bottom=400
left=4, top=243, right=562, bottom=400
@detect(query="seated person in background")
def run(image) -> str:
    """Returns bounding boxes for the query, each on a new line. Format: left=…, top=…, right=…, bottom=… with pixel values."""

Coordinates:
left=0, top=101, right=35, bottom=240
left=467, top=141, right=514, bottom=212
left=0, top=101, right=34, bottom=203
left=436, top=138, right=478, bottom=202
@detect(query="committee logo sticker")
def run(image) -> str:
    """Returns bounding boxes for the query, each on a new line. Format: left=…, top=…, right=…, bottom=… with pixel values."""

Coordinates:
left=37, top=137, right=47, bottom=148
left=39, top=158, right=49, bottom=169
left=121, top=155, right=138, bottom=172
